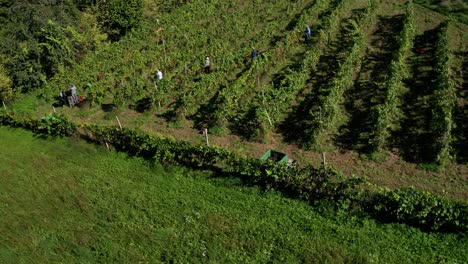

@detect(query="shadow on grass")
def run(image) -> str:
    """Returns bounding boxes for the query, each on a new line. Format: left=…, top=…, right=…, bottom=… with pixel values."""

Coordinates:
left=192, top=61, right=253, bottom=132
left=158, top=97, right=187, bottom=123
left=396, top=28, right=439, bottom=163
left=101, top=103, right=117, bottom=112
left=269, top=0, right=325, bottom=47
left=229, top=106, right=267, bottom=141
left=129, top=97, right=153, bottom=113
left=191, top=89, right=222, bottom=130
left=229, top=44, right=310, bottom=141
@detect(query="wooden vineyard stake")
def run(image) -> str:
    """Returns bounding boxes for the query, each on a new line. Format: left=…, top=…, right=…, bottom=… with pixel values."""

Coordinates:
left=321, top=152, right=327, bottom=178
left=203, top=128, right=209, bottom=146
left=115, top=116, right=123, bottom=129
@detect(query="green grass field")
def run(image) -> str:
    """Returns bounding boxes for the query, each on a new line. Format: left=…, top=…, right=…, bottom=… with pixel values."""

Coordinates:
left=0, top=126, right=466, bottom=263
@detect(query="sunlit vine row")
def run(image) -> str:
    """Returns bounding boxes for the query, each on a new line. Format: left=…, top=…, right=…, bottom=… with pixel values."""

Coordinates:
left=308, top=0, right=381, bottom=147
left=368, top=0, right=414, bottom=153
left=207, top=0, right=332, bottom=129
left=245, top=0, right=357, bottom=139
left=430, top=20, right=456, bottom=165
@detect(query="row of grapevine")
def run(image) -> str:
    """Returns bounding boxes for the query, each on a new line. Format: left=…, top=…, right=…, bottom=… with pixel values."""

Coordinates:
left=206, top=0, right=332, bottom=130
left=157, top=1, right=266, bottom=118
left=430, top=21, right=456, bottom=165
left=43, top=0, right=308, bottom=110
left=243, top=0, right=358, bottom=140
left=210, top=56, right=269, bottom=128
left=367, top=0, right=415, bottom=153
left=167, top=0, right=315, bottom=120
left=173, top=49, right=246, bottom=120
left=307, top=0, right=381, bottom=147
left=277, top=0, right=331, bottom=53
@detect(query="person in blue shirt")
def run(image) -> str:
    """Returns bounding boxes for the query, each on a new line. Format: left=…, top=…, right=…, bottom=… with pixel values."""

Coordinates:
left=251, top=47, right=258, bottom=61
left=305, top=26, right=311, bottom=43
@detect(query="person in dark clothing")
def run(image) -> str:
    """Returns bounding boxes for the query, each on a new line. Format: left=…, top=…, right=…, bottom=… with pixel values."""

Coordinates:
left=251, top=47, right=258, bottom=61
left=65, top=88, right=74, bottom=108
left=305, top=26, right=311, bottom=43
left=59, top=90, right=67, bottom=106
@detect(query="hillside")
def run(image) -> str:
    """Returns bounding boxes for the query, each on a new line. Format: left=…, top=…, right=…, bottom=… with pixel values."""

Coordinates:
left=1, top=126, right=466, bottom=262
left=1, top=0, right=467, bottom=200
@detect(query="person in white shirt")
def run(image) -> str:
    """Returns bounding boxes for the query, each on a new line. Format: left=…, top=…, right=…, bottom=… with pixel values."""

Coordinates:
left=70, top=85, right=78, bottom=104
left=156, top=69, right=163, bottom=81
left=205, top=56, right=211, bottom=74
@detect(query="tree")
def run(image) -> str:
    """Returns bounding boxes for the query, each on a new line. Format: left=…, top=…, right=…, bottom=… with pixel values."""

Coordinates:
left=97, top=0, right=143, bottom=39
left=0, top=0, right=105, bottom=93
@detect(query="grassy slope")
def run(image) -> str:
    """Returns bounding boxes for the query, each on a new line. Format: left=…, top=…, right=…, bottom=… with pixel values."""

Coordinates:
left=0, top=126, right=467, bottom=262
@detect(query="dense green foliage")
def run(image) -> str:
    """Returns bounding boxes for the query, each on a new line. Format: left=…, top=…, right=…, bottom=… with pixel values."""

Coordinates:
left=0, top=0, right=139, bottom=99
left=97, top=0, right=143, bottom=38
left=372, top=186, right=467, bottom=232
left=37, top=113, right=77, bottom=136
left=248, top=0, right=356, bottom=140
left=1, top=126, right=467, bottom=262
left=1, top=1, right=467, bottom=261
left=430, top=20, right=456, bottom=165
left=0, top=1, right=82, bottom=94
left=307, top=0, right=379, bottom=148
left=0, top=63, right=13, bottom=101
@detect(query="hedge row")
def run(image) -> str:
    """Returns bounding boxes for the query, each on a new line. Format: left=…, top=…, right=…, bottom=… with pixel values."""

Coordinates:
left=1, top=110, right=466, bottom=233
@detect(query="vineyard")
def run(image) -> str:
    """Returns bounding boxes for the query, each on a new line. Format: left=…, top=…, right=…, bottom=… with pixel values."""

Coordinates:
left=1, top=0, right=465, bottom=186
left=1, top=0, right=468, bottom=260
left=26, top=0, right=464, bottom=168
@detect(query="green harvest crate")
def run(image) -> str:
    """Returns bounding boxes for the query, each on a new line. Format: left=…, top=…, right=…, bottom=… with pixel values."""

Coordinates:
left=260, top=149, right=289, bottom=163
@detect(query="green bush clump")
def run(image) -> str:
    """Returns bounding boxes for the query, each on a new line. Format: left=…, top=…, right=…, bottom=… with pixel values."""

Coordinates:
left=97, top=0, right=144, bottom=38
left=0, top=110, right=38, bottom=130
left=87, top=125, right=231, bottom=169
left=370, top=187, right=467, bottom=232
left=0, top=111, right=75, bottom=137
left=35, top=113, right=77, bottom=137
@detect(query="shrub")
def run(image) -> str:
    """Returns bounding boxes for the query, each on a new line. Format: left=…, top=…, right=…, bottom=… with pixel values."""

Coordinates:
left=370, top=187, right=467, bottom=232
left=34, top=113, right=77, bottom=137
